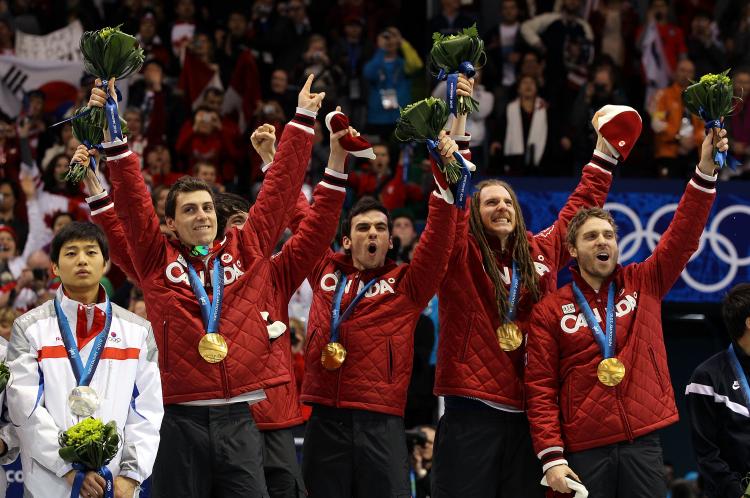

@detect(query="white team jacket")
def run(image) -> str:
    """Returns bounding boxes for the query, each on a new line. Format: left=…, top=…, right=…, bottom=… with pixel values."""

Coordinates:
left=6, top=287, right=163, bottom=498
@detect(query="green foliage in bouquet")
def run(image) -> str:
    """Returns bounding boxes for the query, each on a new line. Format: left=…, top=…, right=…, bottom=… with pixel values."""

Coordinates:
left=429, top=24, right=486, bottom=115
left=66, top=106, right=128, bottom=184
left=0, top=362, right=9, bottom=392
left=394, top=97, right=461, bottom=183
left=80, top=25, right=145, bottom=81
left=682, top=69, right=738, bottom=120
left=59, top=418, right=120, bottom=470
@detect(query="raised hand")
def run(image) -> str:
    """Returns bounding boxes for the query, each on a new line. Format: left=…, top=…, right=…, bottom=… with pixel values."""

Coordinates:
left=250, top=123, right=277, bottom=164
left=545, top=464, right=581, bottom=494
left=456, top=75, right=474, bottom=100
left=698, top=126, right=729, bottom=176
left=298, top=74, right=325, bottom=113
left=437, top=130, right=459, bottom=164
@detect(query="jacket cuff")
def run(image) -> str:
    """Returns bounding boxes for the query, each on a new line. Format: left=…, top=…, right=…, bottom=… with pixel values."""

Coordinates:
left=538, top=446, right=567, bottom=473
left=319, top=168, right=348, bottom=193
left=119, top=470, right=143, bottom=484
left=101, top=137, right=131, bottom=160
left=86, top=192, right=114, bottom=216
left=55, top=463, right=74, bottom=478
left=690, top=165, right=718, bottom=193
left=587, top=150, right=617, bottom=174
left=288, top=107, right=317, bottom=135
left=261, top=161, right=272, bottom=173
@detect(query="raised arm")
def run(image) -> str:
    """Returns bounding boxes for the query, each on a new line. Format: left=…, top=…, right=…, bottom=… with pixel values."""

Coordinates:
left=633, top=129, right=725, bottom=298
left=89, top=79, right=166, bottom=279
left=244, top=74, right=324, bottom=257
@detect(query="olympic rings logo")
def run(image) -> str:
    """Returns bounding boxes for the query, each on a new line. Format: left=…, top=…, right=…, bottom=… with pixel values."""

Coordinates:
left=603, top=202, right=750, bottom=294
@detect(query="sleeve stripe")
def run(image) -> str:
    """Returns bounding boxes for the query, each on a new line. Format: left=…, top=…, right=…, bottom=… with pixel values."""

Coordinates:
left=324, top=168, right=348, bottom=180
left=588, top=154, right=615, bottom=172
left=85, top=191, right=109, bottom=203
left=107, top=150, right=133, bottom=162
left=322, top=173, right=348, bottom=189
left=90, top=203, right=114, bottom=216
left=685, top=382, right=750, bottom=417
left=688, top=179, right=716, bottom=194
left=537, top=446, right=565, bottom=458
left=592, top=149, right=618, bottom=164
left=320, top=181, right=346, bottom=192
left=691, top=171, right=717, bottom=190
left=287, top=121, right=314, bottom=135
left=542, top=459, right=569, bottom=473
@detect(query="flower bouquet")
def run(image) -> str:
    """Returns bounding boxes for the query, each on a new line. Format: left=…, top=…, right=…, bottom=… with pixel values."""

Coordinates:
left=428, top=24, right=485, bottom=115
left=65, top=25, right=144, bottom=183
left=59, top=418, right=120, bottom=498
left=394, top=97, right=474, bottom=207
left=0, top=361, right=9, bottom=391
left=682, top=69, right=741, bottom=169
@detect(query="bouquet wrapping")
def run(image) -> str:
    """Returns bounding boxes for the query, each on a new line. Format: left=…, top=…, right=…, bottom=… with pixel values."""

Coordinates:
left=0, top=362, right=8, bottom=392
left=682, top=69, right=741, bottom=170
left=394, top=97, right=474, bottom=207
left=59, top=418, right=120, bottom=498
left=62, top=25, right=143, bottom=183
left=429, top=24, right=485, bottom=115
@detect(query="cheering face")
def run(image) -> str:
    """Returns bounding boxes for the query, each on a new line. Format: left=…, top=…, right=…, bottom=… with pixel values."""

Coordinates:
left=569, top=217, right=619, bottom=283
left=479, top=185, right=517, bottom=240
left=52, top=239, right=106, bottom=292
left=343, top=210, right=392, bottom=270
left=166, top=190, right=217, bottom=247
left=0, top=232, right=15, bottom=261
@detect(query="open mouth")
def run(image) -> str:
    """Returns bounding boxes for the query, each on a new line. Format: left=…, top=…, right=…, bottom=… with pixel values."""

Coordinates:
left=596, top=252, right=610, bottom=262
left=367, top=242, right=377, bottom=255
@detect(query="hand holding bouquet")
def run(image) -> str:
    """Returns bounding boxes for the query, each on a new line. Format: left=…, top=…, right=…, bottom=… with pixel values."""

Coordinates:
left=682, top=69, right=741, bottom=170
left=59, top=418, right=120, bottom=498
left=394, top=97, right=475, bottom=207
left=429, top=24, right=485, bottom=116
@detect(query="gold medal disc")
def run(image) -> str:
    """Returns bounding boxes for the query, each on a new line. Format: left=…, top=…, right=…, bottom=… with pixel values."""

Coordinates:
left=198, top=333, right=229, bottom=363
left=597, top=357, right=626, bottom=386
left=321, top=342, right=347, bottom=370
left=496, top=322, right=523, bottom=351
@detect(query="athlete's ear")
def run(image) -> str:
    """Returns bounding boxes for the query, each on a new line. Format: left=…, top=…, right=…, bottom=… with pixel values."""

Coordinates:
left=568, top=243, right=577, bottom=259
left=342, top=235, right=352, bottom=251
left=388, top=235, right=393, bottom=250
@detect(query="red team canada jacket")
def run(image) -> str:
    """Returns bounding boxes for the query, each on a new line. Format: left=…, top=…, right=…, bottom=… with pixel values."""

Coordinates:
left=301, top=193, right=456, bottom=416
left=435, top=151, right=617, bottom=408
left=524, top=168, right=717, bottom=470
left=102, top=113, right=322, bottom=404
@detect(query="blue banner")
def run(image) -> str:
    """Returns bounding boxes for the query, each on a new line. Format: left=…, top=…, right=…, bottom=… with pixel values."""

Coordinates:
left=506, top=177, right=750, bottom=303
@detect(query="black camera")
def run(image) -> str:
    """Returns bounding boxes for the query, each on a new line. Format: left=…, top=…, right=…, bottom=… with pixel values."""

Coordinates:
left=405, top=429, right=427, bottom=453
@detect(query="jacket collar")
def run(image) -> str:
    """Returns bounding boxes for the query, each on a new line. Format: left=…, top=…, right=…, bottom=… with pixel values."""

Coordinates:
left=569, top=264, right=622, bottom=299
left=331, top=252, right=398, bottom=280
left=170, top=235, right=228, bottom=269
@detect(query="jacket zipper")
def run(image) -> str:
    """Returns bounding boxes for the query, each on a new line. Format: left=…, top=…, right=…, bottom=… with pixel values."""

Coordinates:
left=387, top=337, right=393, bottom=383
left=161, top=320, right=169, bottom=373
left=219, top=361, right=230, bottom=398
left=615, top=385, right=634, bottom=442
left=335, top=272, right=359, bottom=407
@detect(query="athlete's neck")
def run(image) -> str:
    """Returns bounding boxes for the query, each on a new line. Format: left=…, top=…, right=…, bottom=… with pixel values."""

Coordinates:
left=64, top=284, right=100, bottom=305
left=579, top=268, right=605, bottom=294
left=496, top=233, right=510, bottom=252
left=737, top=331, right=750, bottom=357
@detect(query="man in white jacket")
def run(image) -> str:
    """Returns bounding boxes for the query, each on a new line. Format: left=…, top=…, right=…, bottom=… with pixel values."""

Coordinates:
left=6, top=222, right=163, bottom=498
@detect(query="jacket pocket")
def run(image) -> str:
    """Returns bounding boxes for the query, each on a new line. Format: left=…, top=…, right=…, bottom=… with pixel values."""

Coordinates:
left=648, top=346, right=667, bottom=394
left=459, top=313, right=476, bottom=362
left=161, top=319, right=170, bottom=373
left=305, top=327, right=319, bottom=357
left=387, top=337, right=394, bottom=384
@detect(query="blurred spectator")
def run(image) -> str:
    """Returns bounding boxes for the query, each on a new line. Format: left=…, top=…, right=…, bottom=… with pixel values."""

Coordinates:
left=40, top=123, right=73, bottom=177
left=637, top=0, right=688, bottom=83
left=128, top=59, right=186, bottom=147
left=427, top=0, right=475, bottom=39
left=363, top=27, right=421, bottom=138
left=178, top=32, right=223, bottom=110
left=216, top=10, right=252, bottom=86
left=0, top=179, right=26, bottom=251
left=348, top=143, right=424, bottom=211
left=0, top=113, right=20, bottom=181
left=520, top=0, right=594, bottom=115
left=123, top=107, right=147, bottom=165
left=724, top=67, right=750, bottom=180
left=0, top=18, right=13, bottom=55
left=728, top=2, right=750, bottom=67
left=686, top=10, right=727, bottom=77
left=143, top=144, right=183, bottom=188
left=331, top=16, right=372, bottom=125
left=151, top=185, right=169, bottom=220
left=651, top=58, right=704, bottom=178
left=0, top=306, right=16, bottom=340
left=296, top=34, right=346, bottom=116
left=175, top=106, right=242, bottom=183
left=18, top=90, right=47, bottom=159
left=589, top=0, right=640, bottom=99
left=669, top=478, right=700, bottom=498
left=171, top=0, right=197, bottom=62
left=270, top=0, right=312, bottom=72
left=136, top=10, right=170, bottom=69
left=502, top=74, right=551, bottom=174
left=409, top=425, right=436, bottom=498
left=201, top=87, right=243, bottom=159
left=265, top=69, right=297, bottom=123
left=193, top=161, right=225, bottom=193
left=391, top=212, right=418, bottom=264
left=482, top=0, right=524, bottom=91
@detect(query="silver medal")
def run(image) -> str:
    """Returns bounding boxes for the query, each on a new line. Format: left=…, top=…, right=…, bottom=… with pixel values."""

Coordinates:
left=68, top=386, right=100, bottom=417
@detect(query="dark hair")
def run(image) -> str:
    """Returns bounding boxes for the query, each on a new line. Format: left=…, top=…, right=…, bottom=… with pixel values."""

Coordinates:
left=341, top=196, right=392, bottom=241
left=51, top=211, right=74, bottom=229
left=43, top=153, right=79, bottom=197
left=50, top=222, right=109, bottom=264
left=215, top=192, right=251, bottom=233
left=722, top=283, right=750, bottom=340
left=165, top=176, right=216, bottom=219
left=0, top=179, right=18, bottom=200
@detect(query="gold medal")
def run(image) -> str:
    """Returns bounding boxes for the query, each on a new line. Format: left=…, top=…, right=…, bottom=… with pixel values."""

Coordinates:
left=198, top=333, right=229, bottom=363
left=496, top=322, right=523, bottom=352
left=597, top=357, right=626, bottom=386
left=321, top=342, right=347, bottom=370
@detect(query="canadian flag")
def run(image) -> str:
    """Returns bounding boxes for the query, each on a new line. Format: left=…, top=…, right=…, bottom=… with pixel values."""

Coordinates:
left=178, top=51, right=223, bottom=110
left=0, top=55, right=81, bottom=117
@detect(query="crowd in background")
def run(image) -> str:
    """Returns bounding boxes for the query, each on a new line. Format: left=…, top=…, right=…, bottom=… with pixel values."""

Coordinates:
left=0, top=1, right=741, bottom=496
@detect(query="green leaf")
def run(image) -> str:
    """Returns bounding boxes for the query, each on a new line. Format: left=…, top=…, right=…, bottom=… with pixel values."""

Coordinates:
left=80, top=26, right=144, bottom=79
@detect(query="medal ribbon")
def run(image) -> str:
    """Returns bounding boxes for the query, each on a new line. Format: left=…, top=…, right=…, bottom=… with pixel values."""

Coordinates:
left=71, top=463, right=114, bottom=498
left=571, top=282, right=616, bottom=359
left=186, top=257, right=224, bottom=334
left=727, top=344, right=750, bottom=408
left=425, top=139, right=473, bottom=209
left=330, top=274, right=377, bottom=343
left=505, top=260, right=520, bottom=323
left=698, top=106, right=740, bottom=171
left=54, top=295, right=113, bottom=387
left=436, top=61, right=476, bottom=116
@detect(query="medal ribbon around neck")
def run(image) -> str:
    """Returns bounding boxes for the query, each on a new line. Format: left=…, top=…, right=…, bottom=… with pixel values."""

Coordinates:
left=54, top=295, right=113, bottom=388
left=505, top=260, right=520, bottom=323
left=186, top=256, right=224, bottom=334
left=330, top=273, right=377, bottom=343
left=727, top=344, right=750, bottom=408
left=571, top=282, right=617, bottom=359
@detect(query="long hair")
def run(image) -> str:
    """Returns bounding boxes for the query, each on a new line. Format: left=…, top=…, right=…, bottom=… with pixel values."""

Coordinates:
left=469, top=179, right=540, bottom=322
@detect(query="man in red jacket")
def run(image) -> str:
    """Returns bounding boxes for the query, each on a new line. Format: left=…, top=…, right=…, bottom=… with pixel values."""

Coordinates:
left=525, top=129, right=728, bottom=498
left=86, top=75, right=327, bottom=497
left=431, top=95, right=639, bottom=496
left=299, top=132, right=459, bottom=498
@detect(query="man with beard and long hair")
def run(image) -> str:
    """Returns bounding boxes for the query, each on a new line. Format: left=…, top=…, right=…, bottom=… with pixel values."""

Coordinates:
left=431, top=78, right=642, bottom=497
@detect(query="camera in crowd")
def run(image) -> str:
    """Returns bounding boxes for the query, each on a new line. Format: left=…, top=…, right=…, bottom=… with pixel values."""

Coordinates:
left=405, top=428, right=427, bottom=453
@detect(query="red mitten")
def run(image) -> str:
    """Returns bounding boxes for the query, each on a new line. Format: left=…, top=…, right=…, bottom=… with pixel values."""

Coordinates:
left=325, top=111, right=375, bottom=159
left=594, top=105, right=642, bottom=160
